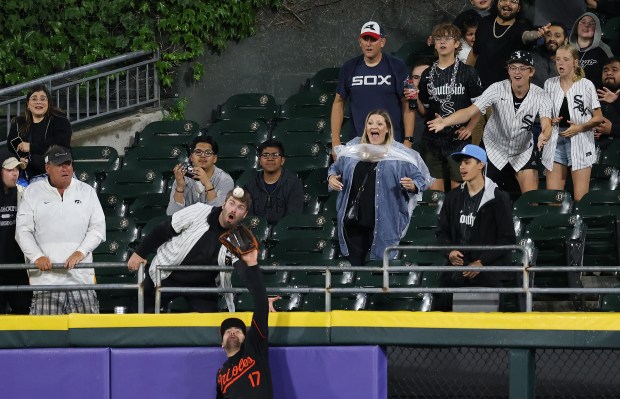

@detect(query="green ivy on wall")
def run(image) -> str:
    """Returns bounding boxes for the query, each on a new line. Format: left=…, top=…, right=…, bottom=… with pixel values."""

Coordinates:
left=0, top=0, right=282, bottom=88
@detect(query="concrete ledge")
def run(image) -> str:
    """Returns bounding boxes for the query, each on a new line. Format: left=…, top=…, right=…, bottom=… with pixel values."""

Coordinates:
left=71, top=107, right=163, bottom=155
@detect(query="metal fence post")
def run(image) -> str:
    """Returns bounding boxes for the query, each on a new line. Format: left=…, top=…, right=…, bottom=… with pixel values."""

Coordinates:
left=137, top=263, right=145, bottom=314
left=509, top=348, right=536, bottom=399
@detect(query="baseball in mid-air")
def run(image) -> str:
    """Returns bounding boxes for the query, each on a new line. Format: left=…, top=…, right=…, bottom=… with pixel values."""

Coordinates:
left=233, top=187, right=244, bottom=198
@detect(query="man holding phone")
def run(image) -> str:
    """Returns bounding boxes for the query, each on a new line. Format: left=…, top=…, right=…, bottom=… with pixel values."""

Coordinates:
left=167, top=136, right=234, bottom=215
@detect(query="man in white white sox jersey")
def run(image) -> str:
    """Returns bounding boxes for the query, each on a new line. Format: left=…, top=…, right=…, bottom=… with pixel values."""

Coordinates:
left=429, top=50, right=553, bottom=197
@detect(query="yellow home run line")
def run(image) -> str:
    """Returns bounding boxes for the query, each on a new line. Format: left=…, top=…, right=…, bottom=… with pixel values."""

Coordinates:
left=2, top=312, right=619, bottom=332
left=331, top=311, right=620, bottom=331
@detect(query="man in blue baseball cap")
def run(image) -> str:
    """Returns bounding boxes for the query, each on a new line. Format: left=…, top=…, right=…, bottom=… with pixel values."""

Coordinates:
left=434, top=144, right=516, bottom=311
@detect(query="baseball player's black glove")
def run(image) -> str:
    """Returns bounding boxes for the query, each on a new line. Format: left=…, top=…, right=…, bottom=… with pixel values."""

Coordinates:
left=219, top=225, right=259, bottom=257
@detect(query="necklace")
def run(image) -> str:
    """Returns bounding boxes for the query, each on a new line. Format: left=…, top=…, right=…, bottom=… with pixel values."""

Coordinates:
left=427, top=57, right=460, bottom=116
left=493, top=19, right=514, bottom=39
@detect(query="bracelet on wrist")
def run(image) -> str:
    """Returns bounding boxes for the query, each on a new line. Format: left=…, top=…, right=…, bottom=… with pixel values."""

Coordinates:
left=176, top=188, right=184, bottom=194
left=207, top=187, right=215, bottom=192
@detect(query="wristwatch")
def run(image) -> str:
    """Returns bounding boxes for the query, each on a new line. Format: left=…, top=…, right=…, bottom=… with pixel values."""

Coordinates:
left=404, top=136, right=414, bottom=143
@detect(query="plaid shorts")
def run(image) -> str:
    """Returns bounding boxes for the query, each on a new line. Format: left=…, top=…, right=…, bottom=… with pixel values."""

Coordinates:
left=30, top=290, right=99, bottom=315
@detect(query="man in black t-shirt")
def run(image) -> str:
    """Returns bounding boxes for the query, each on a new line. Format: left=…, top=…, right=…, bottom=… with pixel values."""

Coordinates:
left=467, top=0, right=546, bottom=89
left=415, top=23, right=483, bottom=191
left=435, top=145, right=515, bottom=311
left=217, top=246, right=273, bottom=399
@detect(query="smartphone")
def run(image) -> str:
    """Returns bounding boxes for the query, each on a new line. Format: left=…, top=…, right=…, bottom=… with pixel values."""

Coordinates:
left=10, top=136, right=23, bottom=153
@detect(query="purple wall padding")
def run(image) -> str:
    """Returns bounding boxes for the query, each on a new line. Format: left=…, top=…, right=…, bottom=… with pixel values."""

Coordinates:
left=0, top=348, right=110, bottom=399
left=111, top=346, right=386, bottom=399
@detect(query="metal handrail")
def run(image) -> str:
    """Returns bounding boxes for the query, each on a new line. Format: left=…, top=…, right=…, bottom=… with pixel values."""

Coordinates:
left=0, top=263, right=144, bottom=313
left=0, top=50, right=159, bottom=141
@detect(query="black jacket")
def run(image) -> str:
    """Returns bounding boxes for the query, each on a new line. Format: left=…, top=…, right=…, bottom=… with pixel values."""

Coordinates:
left=7, top=113, right=72, bottom=178
left=437, top=178, right=515, bottom=272
left=243, top=168, right=304, bottom=224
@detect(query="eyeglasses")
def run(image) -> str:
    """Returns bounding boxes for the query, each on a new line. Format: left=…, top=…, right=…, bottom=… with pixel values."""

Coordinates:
left=192, top=149, right=215, bottom=157
left=433, top=36, right=454, bottom=42
left=579, top=20, right=596, bottom=28
left=508, top=65, right=531, bottom=72
left=498, top=0, right=519, bottom=4
left=260, top=152, right=282, bottom=159
left=29, top=96, right=48, bottom=102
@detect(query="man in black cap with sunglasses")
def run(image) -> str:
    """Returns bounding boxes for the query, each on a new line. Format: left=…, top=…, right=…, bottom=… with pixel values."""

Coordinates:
left=216, top=231, right=272, bottom=399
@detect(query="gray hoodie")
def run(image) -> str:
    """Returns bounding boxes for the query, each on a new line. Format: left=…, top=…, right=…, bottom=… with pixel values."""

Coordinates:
left=569, top=12, right=614, bottom=87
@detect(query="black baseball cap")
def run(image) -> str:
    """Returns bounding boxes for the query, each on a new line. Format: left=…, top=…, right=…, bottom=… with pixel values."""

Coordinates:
left=220, top=317, right=247, bottom=336
left=44, top=145, right=72, bottom=165
left=506, top=50, right=534, bottom=66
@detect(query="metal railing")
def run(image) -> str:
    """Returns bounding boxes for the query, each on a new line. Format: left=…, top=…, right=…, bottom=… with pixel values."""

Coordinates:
left=0, top=263, right=144, bottom=313
left=151, top=244, right=620, bottom=313
left=0, top=50, right=160, bottom=142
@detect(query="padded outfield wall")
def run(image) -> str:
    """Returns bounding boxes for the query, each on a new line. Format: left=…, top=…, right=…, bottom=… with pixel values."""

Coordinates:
left=2, top=311, right=620, bottom=398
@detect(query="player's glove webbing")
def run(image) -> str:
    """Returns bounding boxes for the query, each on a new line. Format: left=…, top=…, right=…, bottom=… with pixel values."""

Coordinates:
left=219, top=225, right=259, bottom=257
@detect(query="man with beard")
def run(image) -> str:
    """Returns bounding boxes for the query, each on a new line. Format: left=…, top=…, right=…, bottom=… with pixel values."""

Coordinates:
left=466, top=0, right=549, bottom=89
left=127, top=188, right=252, bottom=313
left=532, top=22, right=568, bottom=88
left=594, top=57, right=620, bottom=149
left=217, top=245, right=272, bottom=399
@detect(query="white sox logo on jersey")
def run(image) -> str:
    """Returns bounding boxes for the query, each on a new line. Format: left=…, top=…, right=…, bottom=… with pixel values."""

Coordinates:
left=521, top=114, right=534, bottom=132
left=352, top=75, right=392, bottom=86
left=573, top=95, right=587, bottom=117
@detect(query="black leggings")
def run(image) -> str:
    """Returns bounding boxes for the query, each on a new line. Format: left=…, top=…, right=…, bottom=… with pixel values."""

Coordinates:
left=344, top=224, right=374, bottom=266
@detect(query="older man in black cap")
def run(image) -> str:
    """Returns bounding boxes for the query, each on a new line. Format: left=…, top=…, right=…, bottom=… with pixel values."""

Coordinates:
left=16, top=145, right=106, bottom=314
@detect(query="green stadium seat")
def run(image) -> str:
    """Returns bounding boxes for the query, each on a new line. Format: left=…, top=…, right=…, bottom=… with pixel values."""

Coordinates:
left=305, top=67, right=340, bottom=93
left=216, top=93, right=278, bottom=122
left=99, top=169, right=167, bottom=200
left=127, top=193, right=169, bottom=226
left=270, top=118, right=331, bottom=147
left=105, top=216, right=139, bottom=245
left=269, top=237, right=337, bottom=265
left=523, top=214, right=585, bottom=307
left=599, top=293, right=620, bottom=311
left=368, top=293, right=432, bottom=311
left=204, top=119, right=270, bottom=146
left=270, top=214, right=336, bottom=241
left=98, top=193, right=125, bottom=217
left=302, top=167, right=329, bottom=199
left=513, top=190, right=573, bottom=231
left=392, top=40, right=433, bottom=67
left=415, top=190, right=445, bottom=214
left=139, top=120, right=200, bottom=136
left=138, top=215, right=168, bottom=242
left=96, top=272, right=139, bottom=313
left=574, top=190, right=620, bottom=266
left=320, top=192, right=338, bottom=218
left=600, top=139, right=620, bottom=167
left=276, top=139, right=330, bottom=178
left=122, top=145, right=187, bottom=174
left=72, top=145, right=120, bottom=175
left=214, top=142, right=258, bottom=180
left=279, top=92, right=335, bottom=119
left=400, top=213, right=440, bottom=245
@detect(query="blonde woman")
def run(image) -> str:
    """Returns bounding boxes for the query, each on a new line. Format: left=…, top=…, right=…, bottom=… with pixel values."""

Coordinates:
left=542, top=44, right=603, bottom=201
left=328, top=109, right=431, bottom=265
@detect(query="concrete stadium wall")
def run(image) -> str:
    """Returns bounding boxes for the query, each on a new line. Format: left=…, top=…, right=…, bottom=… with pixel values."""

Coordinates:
left=173, top=0, right=473, bottom=127
left=0, top=346, right=386, bottom=399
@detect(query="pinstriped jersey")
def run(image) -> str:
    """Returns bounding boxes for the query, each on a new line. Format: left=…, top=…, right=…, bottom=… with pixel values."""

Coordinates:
left=542, top=77, right=601, bottom=171
left=474, top=80, right=552, bottom=170
left=419, top=62, right=483, bottom=154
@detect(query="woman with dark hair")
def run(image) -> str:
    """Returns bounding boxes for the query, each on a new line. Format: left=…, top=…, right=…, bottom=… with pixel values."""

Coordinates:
left=328, top=109, right=432, bottom=265
left=6, top=85, right=72, bottom=181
